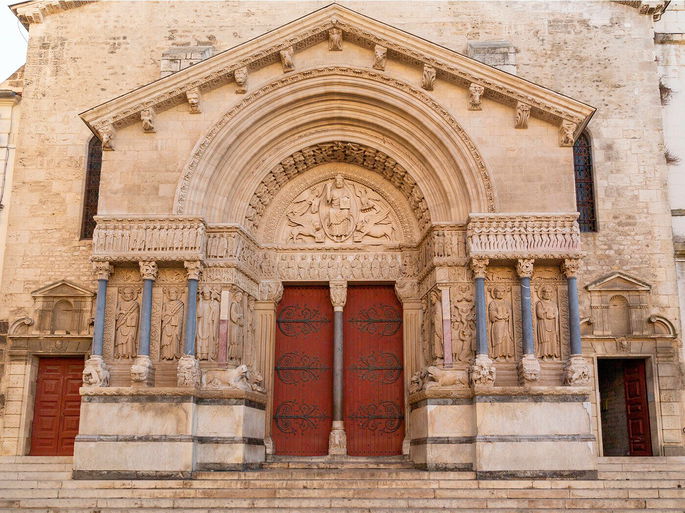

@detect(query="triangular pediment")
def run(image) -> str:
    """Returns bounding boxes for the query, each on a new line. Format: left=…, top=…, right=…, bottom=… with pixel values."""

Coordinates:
left=586, top=272, right=651, bottom=292
left=80, top=3, right=594, bottom=143
left=31, top=280, right=94, bottom=298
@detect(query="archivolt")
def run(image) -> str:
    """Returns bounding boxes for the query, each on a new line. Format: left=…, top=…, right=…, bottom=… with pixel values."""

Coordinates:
left=173, top=66, right=497, bottom=225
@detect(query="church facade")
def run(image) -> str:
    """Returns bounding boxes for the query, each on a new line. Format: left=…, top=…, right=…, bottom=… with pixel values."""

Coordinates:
left=0, top=0, right=682, bottom=478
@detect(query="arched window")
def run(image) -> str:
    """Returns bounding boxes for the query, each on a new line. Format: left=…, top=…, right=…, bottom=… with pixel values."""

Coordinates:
left=573, top=131, right=597, bottom=232
left=81, top=136, right=102, bottom=239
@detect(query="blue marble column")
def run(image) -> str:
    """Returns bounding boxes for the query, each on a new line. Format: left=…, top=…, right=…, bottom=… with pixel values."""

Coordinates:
left=517, top=259, right=535, bottom=355
left=183, top=262, right=202, bottom=356
left=91, top=262, right=111, bottom=357
left=471, top=258, right=489, bottom=355
left=137, top=261, right=158, bottom=357
left=563, top=259, right=582, bottom=355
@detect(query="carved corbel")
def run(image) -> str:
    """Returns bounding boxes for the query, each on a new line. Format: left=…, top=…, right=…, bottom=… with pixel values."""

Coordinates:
left=141, top=108, right=155, bottom=133
left=468, top=83, right=485, bottom=111
left=329, top=28, right=343, bottom=51
left=279, top=46, right=295, bottom=72
left=186, top=87, right=201, bottom=114
left=234, top=67, right=248, bottom=94
left=561, top=258, right=581, bottom=279
left=139, top=261, right=158, bottom=281
left=184, top=260, right=203, bottom=281
left=516, top=258, right=534, bottom=279
left=559, top=120, right=577, bottom=147
left=422, top=64, right=436, bottom=91
left=373, top=45, right=387, bottom=70
left=329, top=280, right=347, bottom=311
left=98, top=123, right=115, bottom=151
left=394, top=279, right=419, bottom=303
left=93, top=261, right=112, bottom=281
left=258, top=280, right=284, bottom=303
left=515, top=102, right=531, bottom=129
left=470, top=257, right=489, bottom=279
left=9, top=317, right=34, bottom=336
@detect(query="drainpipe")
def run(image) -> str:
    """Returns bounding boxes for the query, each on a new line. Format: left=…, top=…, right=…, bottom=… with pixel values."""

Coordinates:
left=0, top=91, right=20, bottom=211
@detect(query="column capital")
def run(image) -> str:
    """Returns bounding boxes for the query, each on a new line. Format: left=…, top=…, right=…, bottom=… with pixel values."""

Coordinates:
left=394, top=279, right=419, bottom=303
left=184, top=260, right=203, bottom=281
left=330, top=280, right=347, bottom=311
left=139, top=261, right=158, bottom=281
left=92, top=261, right=112, bottom=280
left=470, top=257, right=489, bottom=279
left=258, top=280, right=283, bottom=303
left=561, top=258, right=581, bottom=279
left=516, top=258, right=534, bottom=279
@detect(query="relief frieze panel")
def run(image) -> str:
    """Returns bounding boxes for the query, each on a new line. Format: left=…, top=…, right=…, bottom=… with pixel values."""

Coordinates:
left=275, top=251, right=403, bottom=281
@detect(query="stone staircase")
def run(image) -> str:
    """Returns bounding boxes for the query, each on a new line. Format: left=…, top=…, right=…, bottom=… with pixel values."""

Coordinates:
left=0, top=456, right=684, bottom=512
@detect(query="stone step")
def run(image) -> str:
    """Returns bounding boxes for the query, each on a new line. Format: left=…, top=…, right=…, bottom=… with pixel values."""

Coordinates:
left=192, top=469, right=476, bottom=480
left=0, top=456, right=73, bottom=464
left=597, top=471, right=685, bottom=480
left=262, top=461, right=415, bottom=469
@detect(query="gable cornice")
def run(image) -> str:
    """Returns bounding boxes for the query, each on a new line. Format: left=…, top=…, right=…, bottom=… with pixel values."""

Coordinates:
left=612, top=1, right=670, bottom=21
left=79, top=4, right=595, bottom=147
left=10, top=0, right=94, bottom=28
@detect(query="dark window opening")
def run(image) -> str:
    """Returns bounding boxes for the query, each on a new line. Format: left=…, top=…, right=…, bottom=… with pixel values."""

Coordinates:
left=573, top=131, right=597, bottom=232
left=81, top=136, right=102, bottom=239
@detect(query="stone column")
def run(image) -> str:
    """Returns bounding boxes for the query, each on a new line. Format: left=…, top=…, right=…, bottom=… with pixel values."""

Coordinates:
left=517, top=258, right=540, bottom=384
left=257, top=280, right=283, bottom=455
left=131, top=261, right=157, bottom=387
left=440, top=286, right=454, bottom=367
left=395, top=279, right=421, bottom=455
left=470, top=257, right=495, bottom=386
left=562, top=259, right=591, bottom=385
left=83, top=262, right=111, bottom=388
left=329, top=280, right=347, bottom=456
left=177, top=261, right=202, bottom=387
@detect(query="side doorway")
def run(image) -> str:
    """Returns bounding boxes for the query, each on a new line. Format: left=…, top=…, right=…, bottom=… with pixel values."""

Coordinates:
left=598, top=358, right=654, bottom=456
left=30, top=357, right=84, bottom=456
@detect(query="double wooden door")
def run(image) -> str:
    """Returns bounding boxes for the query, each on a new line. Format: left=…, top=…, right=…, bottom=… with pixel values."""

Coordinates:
left=272, top=285, right=404, bottom=456
left=30, top=357, right=84, bottom=456
left=624, top=359, right=653, bottom=456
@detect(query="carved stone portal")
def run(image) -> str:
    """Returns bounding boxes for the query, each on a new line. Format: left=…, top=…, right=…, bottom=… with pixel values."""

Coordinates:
left=281, top=174, right=399, bottom=245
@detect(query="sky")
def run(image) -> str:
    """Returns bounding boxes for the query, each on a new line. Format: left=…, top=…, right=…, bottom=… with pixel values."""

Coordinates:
left=0, top=0, right=28, bottom=83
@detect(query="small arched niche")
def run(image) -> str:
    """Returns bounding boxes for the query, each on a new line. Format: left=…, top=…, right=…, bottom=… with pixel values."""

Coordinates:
left=609, top=295, right=631, bottom=337
left=51, top=299, right=74, bottom=334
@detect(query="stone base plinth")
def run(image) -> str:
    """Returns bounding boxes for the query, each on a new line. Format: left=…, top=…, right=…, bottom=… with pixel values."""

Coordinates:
left=73, top=387, right=266, bottom=478
left=408, top=385, right=597, bottom=478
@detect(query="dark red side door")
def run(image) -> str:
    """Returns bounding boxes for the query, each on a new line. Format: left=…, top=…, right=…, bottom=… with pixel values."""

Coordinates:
left=624, top=359, right=653, bottom=456
left=30, top=357, right=84, bottom=456
left=344, top=285, right=404, bottom=456
left=272, top=286, right=333, bottom=456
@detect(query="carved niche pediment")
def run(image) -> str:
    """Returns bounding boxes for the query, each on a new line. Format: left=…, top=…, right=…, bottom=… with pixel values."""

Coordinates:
left=586, top=272, right=651, bottom=293
left=30, top=280, right=94, bottom=336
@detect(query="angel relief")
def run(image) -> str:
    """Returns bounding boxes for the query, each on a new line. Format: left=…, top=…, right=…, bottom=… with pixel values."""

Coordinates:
left=284, top=174, right=398, bottom=244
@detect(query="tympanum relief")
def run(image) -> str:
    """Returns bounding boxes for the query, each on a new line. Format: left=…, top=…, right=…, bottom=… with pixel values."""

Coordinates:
left=282, top=174, right=399, bottom=245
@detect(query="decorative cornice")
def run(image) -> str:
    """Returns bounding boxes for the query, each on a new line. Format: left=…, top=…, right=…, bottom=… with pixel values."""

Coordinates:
left=11, top=0, right=94, bottom=28
left=79, top=4, right=594, bottom=143
left=613, top=1, right=670, bottom=21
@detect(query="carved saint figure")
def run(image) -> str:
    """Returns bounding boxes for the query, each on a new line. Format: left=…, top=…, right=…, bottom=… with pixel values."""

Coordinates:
left=430, top=289, right=444, bottom=364
left=243, top=296, right=257, bottom=369
left=536, top=285, right=560, bottom=359
left=227, top=290, right=245, bottom=365
left=114, top=287, right=139, bottom=359
left=468, top=83, right=485, bottom=111
left=196, top=286, right=219, bottom=360
left=488, top=287, right=514, bottom=360
left=160, top=288, right=184, bottom=360
left=234, top=67, right=248, bottom=94
left=286, top=185, right=324, bottom=243
left=186, top=88, right=201, bottom=114
left=323, top=174, right=355, bottom=241
left=141, top=108, right=155, bottom=132
left=373, top=45, right=387, bottom=70
left=329, top=28, right=343, bottom=51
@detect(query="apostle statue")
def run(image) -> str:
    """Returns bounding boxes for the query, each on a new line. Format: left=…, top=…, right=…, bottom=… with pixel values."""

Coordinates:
left=196, top=286, right=219, bottom=360
left=114, top=287, right=139, bottom=359
left=160, top=288, right=184, bottom=360
left=227, top=289, right=245, bottom=365
left=488, top=286, right=514, bottom=360
left=536, top=285, right=561, bottom=359
left=430, top=289, right=444, bottom=364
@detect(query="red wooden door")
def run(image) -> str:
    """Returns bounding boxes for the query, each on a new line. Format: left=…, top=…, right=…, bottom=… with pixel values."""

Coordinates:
left=30, top=357, right=84, bottom=456
left=272, top=286, right=333, bottom=456
left=624, top=359, right=653, bottom=456
left=344, top=285, right=404, bottom=456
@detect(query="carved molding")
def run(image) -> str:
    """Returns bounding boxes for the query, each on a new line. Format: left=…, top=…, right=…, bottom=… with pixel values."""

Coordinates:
left=79, top=5, right=593, bottom=142
left=613, top=1, right=669, bottom=21
left=12, top=0, right=95, bottom=27
left=245, top=141, right=432, bottom=234
left=275, top=251, right=404, bottom=281
left=467, top=213, right=581, bottom=260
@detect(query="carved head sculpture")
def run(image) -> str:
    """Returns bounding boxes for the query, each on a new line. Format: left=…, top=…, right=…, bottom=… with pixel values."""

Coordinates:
left=539, top=285, right=554, bottom=301
left=491, top=286, right=506, bottom=300
left=233, top=289, right=244, bottom=303
left=334, top=174, right=345, bottom=188
left=120, top=287, right=138, bottom=302
left=165, top=287, right=181, bottom=301
left=199, top=286, right=213, bottom=300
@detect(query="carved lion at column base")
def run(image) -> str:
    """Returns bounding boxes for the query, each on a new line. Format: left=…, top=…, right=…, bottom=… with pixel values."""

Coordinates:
left=563, top=355, right=592, bottom=386
left=82, top=355, right=110, bottom=388
left=470, top=354, right=496, bottom=386
left=177, top=354, right=201, bottom=388
left=518, top=354, right=541, bottom=385
left=130, top=355, right=154, bottom=386
left=201, top=364, right=266, bottom=393
left=409, top=366, right=469, bottom=392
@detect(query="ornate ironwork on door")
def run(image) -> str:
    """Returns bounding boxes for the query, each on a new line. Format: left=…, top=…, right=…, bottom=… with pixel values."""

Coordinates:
left=344, top=285, right=405, bottom=456
left=272, top=286, right=333, bottom=456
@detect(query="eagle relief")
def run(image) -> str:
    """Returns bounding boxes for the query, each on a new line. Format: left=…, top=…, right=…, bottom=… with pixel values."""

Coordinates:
left=284, top=174, right=398, bottom=244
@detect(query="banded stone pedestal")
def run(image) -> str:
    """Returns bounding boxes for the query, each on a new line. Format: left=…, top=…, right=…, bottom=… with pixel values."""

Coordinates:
left=73, top=387, right=266, bottom=479
left=409, top=386, right=597, bottom=478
